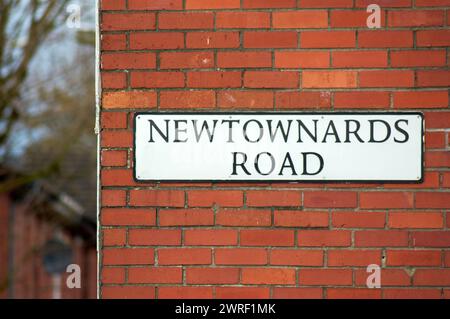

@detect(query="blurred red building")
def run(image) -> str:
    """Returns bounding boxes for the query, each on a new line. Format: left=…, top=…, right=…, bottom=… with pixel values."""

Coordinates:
left=0, top=167, right=97, bottom=299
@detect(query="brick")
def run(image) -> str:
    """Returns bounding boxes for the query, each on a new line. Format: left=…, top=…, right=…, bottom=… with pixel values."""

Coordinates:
left=360, top=192, right=413, bottom=209
left=160, top=52, right=214, bottom=69
left=359, top=31, right=413, bottom=48
left=216, top=209, right=271, bottom=226
left=102, top=169, right=131, bottom=186
left=304, top=191, right=357, bottom=208
left=102, top=52, right=156, bottom=70
left=101, top=189, right=126, bottom=207
left=102, top=286, right=155, bottom=299
left=102, top=72, right=126, bottom=89
left=218, top=51, right=272, bottom=68
left=244, top=31, right=297, bottom=48
left=103, top=248, right=154, bottom=265
left=215, top=248, right=268, bottom=265
left=331, top=10, right=386, bottom=27
left=383, top=289, right=442, bottom=299
left=411, top=231, right=450, bottom=247
left=424, top=111, right=450, bottom=128
left=417, top=70, right=450, bottom=87
left=334, top=91, right=390, bottom=109
left=302, top=71, right=357, bottom=88
left=244, top=71, right=299, bottom=89
left=276, top=91, right=331, bottom=109
left=355, top=230, right=409, bottom=247
left=328, top=250, right=382, bottom=266
left=216, top=12, right=270, bottom=29
left=298, top=230, right=351, bottom=247
left=359, top=70, right=414, bottom=88
left=414, top=269, right=450, bottom=286
left=241, top=268, right=296, bottom=285
left=128, top=267, right=182, bottom=284
left=101, top=0, right=126, bottom=10
left=129, top=190, right=185, bottom=207
left=273, top=11, right=328, bottom=29
left=415, top=192, right=450, bottom=208
left=300, top=0, right=353, bottom=7
left=274, top=210, right=328, bottom=227
left=159, top=12, right=213, bottom=30
left=159, top=209, right=214, bottom=226
left=388, top=212, right=444, bottom=229
left=186, top=268, right=239, bottom=284
left=272, top=288, right=323, bottom=299
left=102, top=169, right=136, bottom=186
left=187, top=71, right=241, bottom=88
left=101, top=150, right=127, bottom=167
left=216, top=287, right=270, bottom=299
left=188, top=190, right=243, bottom=207
left=444, top=172, right=450, bottom=188
left=129, top=229, right=181, bottom=246
left=270, top=249, right=323, bottom=266
left=187, top=32, right=239, bottom=49
left=101, top=130, right=133, bottom=148
left=356, top=0, right=411, bottom=7
left=425, top=152, right=448, bottom=169
left=328, top=288, right=381, bottom=299
left=186, top=0, right=240, bottom=9
left=160, top=91, right=215, bottom=109
left=390, top=50, right=446, bottom=67
left=241, top=230, right=294, bottom=246
left=416, top=0, right=450, bottom=6
left=101, top=268, right=125, bottom=284
left=102, top=208, right=155, bottom=226
left=426, top=132, right=446, bottom=149
left=128, top=0, right=183, bottom=10
left=103, top=91, right=156, bottom=109
left=184, top=229, right=238, bottom=246
left=102, top=13, right=155, bottom=31
left=103, top=228, right=126, bottom=246
left=131, top=72, right=184, bottom=88
left=158, top=248, right=211, bottom=265
left=130, top=32, right=184, bottom=50
left=299, top=269, right=352, bottom=286
left=332, top=211, right=386, bottom=228
left=243, top=0, right=296, bottom=8
left=218, top=91, right=273, bottom=109
left=417, top=30, right=450, bottom=46
left=101, top=34, right=126, bottom=51
left=275, top=51, right=329, bottom=68
left=388, top=10, right=444, bottom=27
left=332, top=51, right=388, bottom=68
left=101, top=112, right=127, bottom=129
left=300, top=31, right=355, bottom=48
left=246, top=190, right=301, bottom=207
left=386, top=250, right=441, bottom=266
left=158, top=287, right=213, bottom=299
left=393, top=91, right=448, bottom=108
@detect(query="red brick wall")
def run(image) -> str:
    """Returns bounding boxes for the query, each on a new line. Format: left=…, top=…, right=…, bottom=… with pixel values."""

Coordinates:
left=0, top=194, right=10, bottom=298
left=99, top=0, right=450, bottom=299
left=6, top=202, right=97, bottom=299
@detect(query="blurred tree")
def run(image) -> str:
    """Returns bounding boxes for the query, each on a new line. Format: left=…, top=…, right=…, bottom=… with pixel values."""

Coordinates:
left=20, top=40, right=97, bottom=216
left=0, top=1, right=97, bottom=212
left=0, top=0, right=69, bottom=145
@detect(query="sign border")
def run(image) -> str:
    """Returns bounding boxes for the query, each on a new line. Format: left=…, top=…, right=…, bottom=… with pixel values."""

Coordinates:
left=132, top=111, right=424, bottom=184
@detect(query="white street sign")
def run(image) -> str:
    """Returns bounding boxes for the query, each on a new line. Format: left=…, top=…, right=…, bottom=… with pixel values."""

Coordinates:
left=134, top=112, right=423, bottom=182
